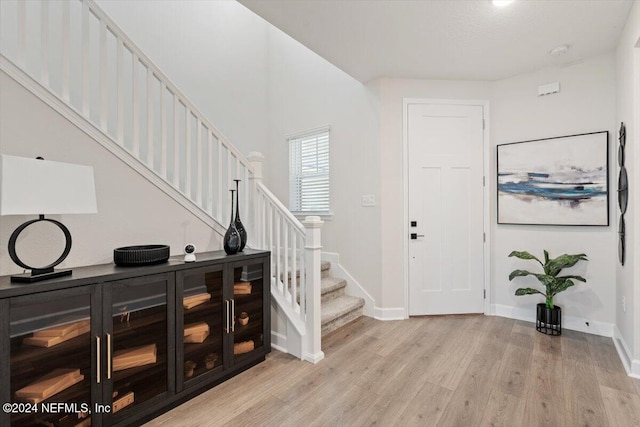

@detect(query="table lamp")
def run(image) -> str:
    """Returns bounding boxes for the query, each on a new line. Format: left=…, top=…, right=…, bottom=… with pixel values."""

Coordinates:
left=0, top=155, right=97, bottom=283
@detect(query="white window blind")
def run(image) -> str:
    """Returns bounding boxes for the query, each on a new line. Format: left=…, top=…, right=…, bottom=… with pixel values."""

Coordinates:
left=289, top=128, right=330, bottom=213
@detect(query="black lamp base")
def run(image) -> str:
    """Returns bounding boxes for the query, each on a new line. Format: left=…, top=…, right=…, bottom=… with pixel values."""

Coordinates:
left=10, top=269, right=72, bottom=283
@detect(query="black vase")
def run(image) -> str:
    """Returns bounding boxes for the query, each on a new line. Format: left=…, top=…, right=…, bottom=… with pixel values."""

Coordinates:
left=536, top=303, right=562, bottom=336
left=224, top=190, right=241, bottom=255
left=233, top=179, right=247, bottom=252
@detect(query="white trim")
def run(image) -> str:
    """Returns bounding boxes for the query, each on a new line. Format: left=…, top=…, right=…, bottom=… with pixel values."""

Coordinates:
left=402, top=98, right=491, bottom=318
left=322, top=252, right=375, bottom=317
left=492, top=304, right=613, bottom=337
left=294, top=211, right=334, bottom=221
left=270, top=279, right=306, bottom=336
left=285, top=124, right=331, bottom=141
left=373, top=307, right=406, bottom=321
left=302, top=351, right=325, bottom=364
left=613, top=325, right=640, bottom=378
left=270, top=331, right=289, bottom=354
left=0, top=56, right=227, bottom=237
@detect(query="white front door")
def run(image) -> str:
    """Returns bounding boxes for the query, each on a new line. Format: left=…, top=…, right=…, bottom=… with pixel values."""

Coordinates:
left=408, top=102, right=485, bottom=315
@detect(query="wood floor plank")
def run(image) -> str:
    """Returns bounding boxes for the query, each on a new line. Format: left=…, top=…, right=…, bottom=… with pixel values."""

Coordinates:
left=145, top=315, right=635, bottom=427
left=436, top=326, right=510, bottom=426
left=600, top=385, right=640, bottom=426
left=560, top=328, right=592, bottom=364
left=494, top=343, right=533, bottom=398
left=308, top=384, right=379, bottom=427
left=562, top=361, right=607, bottom=427
left=394, top=381, right=454, bottom=426
left=478, top=389, right=526, bottom=427
left=587, top=334, right=638, bottom=394
left=522, top=351, right=564, bottom=426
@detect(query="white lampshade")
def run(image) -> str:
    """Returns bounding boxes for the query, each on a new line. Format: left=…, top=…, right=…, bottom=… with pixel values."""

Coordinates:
left=0, top=154, right=97, bottom=216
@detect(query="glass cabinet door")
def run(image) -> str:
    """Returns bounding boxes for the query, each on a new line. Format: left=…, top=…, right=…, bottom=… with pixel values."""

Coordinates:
left=230, top=261, right=266, bottom=364
left=9, top=288, right=96, bottom=427
left=178, top=266, right=224, bottom=388
left=106, top=273, right=173, bottom=422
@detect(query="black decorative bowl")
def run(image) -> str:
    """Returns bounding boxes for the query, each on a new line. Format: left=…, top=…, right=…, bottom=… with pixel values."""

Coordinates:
left=114, top=245, right=170, bottom=266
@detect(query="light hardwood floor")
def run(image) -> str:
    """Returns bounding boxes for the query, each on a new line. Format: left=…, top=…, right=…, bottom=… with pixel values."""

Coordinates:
left=145, top=315, right=640, bottom=427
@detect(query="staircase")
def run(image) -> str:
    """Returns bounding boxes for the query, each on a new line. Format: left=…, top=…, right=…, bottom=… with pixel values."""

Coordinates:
left=320, top=261, right=365, bottom=336
left=0, top=0, right=365, bottom=363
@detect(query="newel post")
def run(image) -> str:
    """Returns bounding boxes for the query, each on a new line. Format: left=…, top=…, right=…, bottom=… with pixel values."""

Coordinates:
left=303, top=215, right=325, bottom=363
left=247, top=152, right=264, bottom=249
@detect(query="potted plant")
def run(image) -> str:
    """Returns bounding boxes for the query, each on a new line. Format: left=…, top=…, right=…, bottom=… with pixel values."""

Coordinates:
left=508, top=250, right=588, bottom=336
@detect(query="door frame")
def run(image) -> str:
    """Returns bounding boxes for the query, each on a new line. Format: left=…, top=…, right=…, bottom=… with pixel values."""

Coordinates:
left=402, top=98, right=491, bottom=317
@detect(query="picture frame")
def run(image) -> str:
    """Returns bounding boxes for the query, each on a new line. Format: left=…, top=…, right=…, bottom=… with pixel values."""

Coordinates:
left=497, top=131, right=609, bottom=226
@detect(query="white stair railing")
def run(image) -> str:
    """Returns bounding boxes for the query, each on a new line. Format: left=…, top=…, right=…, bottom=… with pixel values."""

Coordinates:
left=248, top=154, right=324, bottom=362
left=0, top=0, right=323, bottom=361
left=0, top=0, right=251, bottom=230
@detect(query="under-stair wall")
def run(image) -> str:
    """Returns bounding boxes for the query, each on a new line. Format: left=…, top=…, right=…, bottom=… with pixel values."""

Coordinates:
left=0, top=0, right=323, bottom=362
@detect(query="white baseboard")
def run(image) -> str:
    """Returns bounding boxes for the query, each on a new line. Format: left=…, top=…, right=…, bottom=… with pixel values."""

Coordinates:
left=373, top=307, right=407, bottom=321
left=491, top=304, right=613, bottom=337
left=322, top=252, right=376, bottom=317
left=270, top=331, right=288, bottom=354
left=613, top=325, right=640, bottom=379
left=303, top=351, right=325, bottom=364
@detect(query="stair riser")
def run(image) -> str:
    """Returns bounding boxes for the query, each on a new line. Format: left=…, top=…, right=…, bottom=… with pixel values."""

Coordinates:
left=321, top=287, right=345, bottom=303
left=322, top=307, right=364, bottom=336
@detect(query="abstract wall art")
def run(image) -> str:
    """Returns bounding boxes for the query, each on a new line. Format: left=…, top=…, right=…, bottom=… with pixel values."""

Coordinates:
left=497, top=132, right=609, bottom=226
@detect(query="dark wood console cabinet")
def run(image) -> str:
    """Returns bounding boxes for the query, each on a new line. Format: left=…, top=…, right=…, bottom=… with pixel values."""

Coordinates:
left=0, top=250, right=270, bottom=427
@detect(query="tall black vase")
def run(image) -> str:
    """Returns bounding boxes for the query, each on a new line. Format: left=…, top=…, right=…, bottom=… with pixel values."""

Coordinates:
left=233, top=179, right=247, bottom=252
left=224, top=189, right=241, bottom=255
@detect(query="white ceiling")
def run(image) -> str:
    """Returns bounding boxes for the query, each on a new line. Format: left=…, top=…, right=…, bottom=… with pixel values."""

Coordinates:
left=239, top=0, right=634, bottom=82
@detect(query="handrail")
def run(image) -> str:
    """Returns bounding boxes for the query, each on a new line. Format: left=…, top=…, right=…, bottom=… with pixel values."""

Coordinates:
left=1, top=0, right=254, bottom=227
left=1, top=0, right=323, bottom=362
left=256, top=182, right=305, bottom=234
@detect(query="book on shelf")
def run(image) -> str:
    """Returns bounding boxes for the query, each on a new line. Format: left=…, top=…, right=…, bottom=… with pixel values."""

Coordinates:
left=113, top=344, right=157, bottom=372
left=233, top=282, right=252, bottom=295
left=183, top=293, right=211, bottom=310
left=24, top=321, right=91, bottom=348
left=15, top=368, right=84, bottom=404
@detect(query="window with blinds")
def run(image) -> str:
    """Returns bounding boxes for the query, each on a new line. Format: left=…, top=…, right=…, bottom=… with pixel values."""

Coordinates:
left=289, top=128, right=330, bottom=213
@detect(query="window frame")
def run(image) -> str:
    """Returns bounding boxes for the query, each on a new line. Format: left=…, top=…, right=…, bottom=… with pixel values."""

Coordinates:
left=287, top=125, right=333, bottom=221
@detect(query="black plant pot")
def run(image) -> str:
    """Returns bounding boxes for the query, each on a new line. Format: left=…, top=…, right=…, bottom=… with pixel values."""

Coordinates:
left=536, top=303, right=562, bottom=336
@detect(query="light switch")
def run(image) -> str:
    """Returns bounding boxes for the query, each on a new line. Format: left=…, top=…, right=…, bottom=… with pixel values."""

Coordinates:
left=361, top=195, right=375, bottom=207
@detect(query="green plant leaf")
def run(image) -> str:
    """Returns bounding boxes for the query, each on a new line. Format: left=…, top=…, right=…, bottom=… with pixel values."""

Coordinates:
left=509, top=270, right=535, bottom=281
left=508, top=251, right=543, bottom=266
left=549, top=278, right=576, bottom=297
left=544, top=250, right=549, bottom=264
left=557, top=275, right=587, bottom=283
left=515, top=288, right=545, bottom=297
left=546, top=253, right=588, bottom=277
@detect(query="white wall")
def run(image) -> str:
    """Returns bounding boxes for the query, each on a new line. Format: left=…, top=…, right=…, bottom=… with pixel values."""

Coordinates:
left=615, top=0, right=640, bottom=373
left=0, top=72, right=222, bottom=275
left=95, top=0, right=270, bottom=162
left=265, top=26, right=382, bottom=305
left=491, top=54, right=617, bottom=334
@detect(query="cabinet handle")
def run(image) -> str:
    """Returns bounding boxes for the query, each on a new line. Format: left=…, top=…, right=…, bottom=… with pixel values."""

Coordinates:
left=96, top=336, right=101, bottom=384
left=107, top=333, right=112, bottom=380
left=231, top=299, right=235, bottom=332
left=225, top=300, right=230, bottom=333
